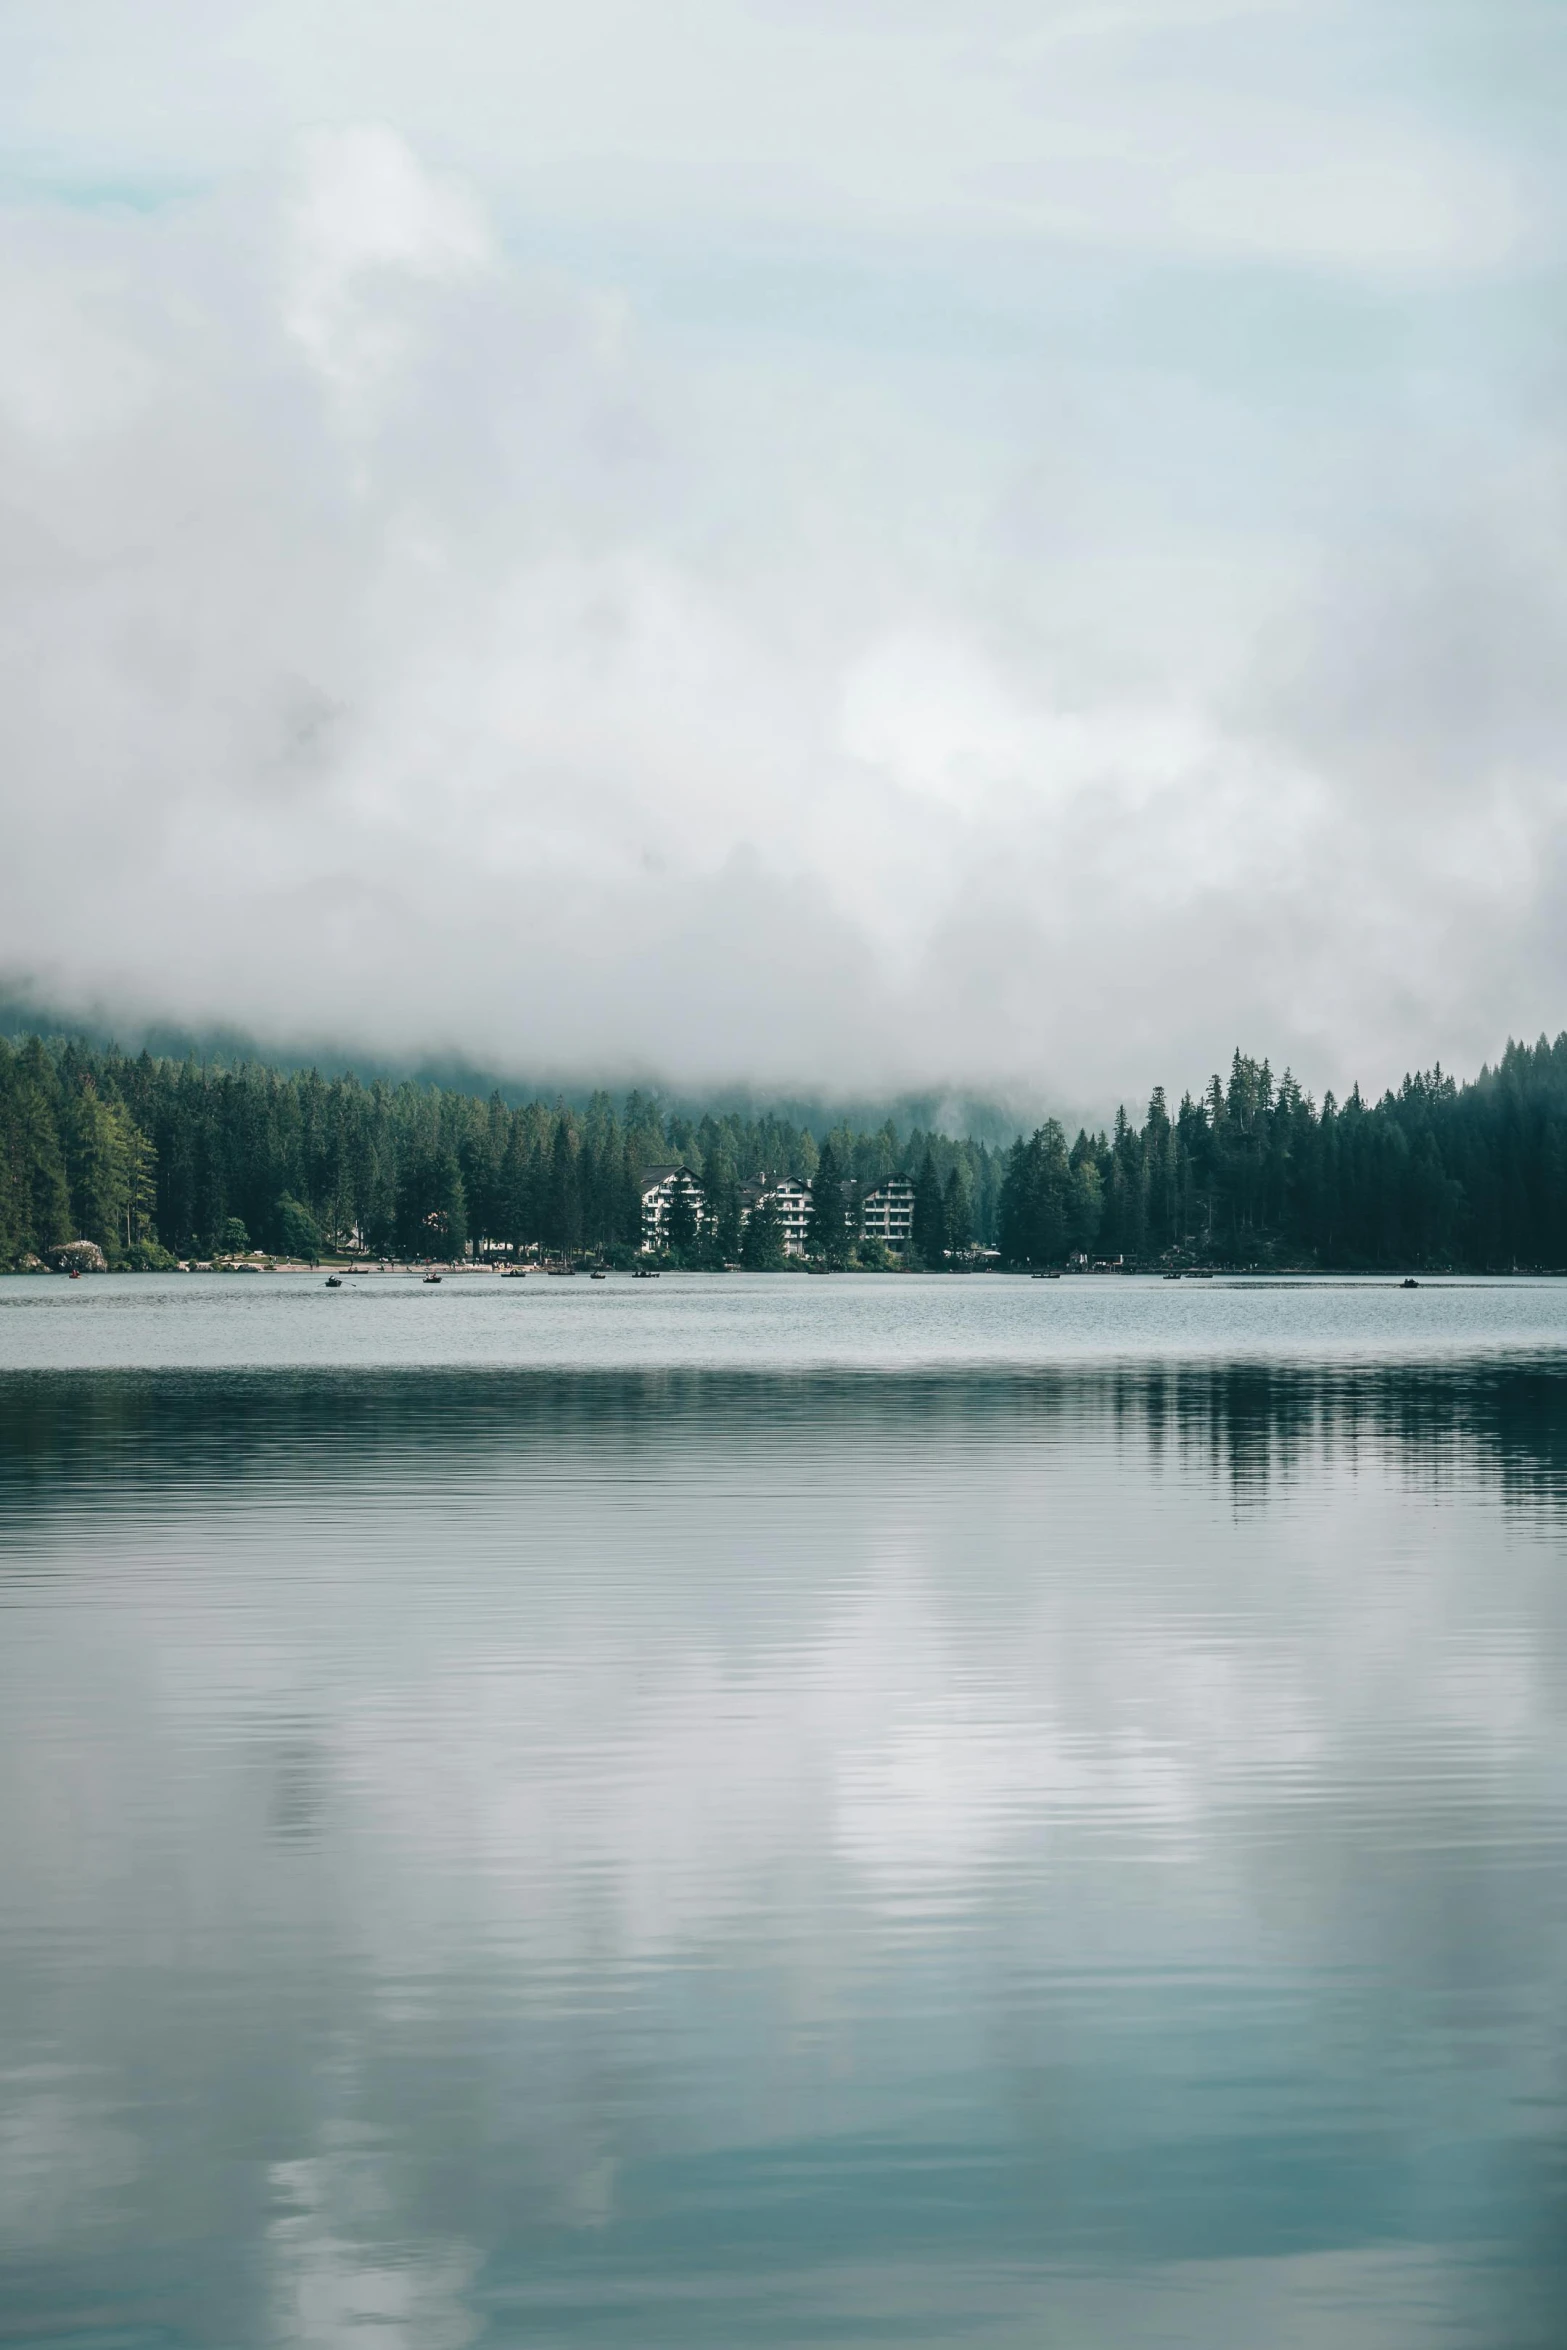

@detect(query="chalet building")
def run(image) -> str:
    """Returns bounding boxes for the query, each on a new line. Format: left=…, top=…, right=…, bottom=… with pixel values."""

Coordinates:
left=643, top=1167, right=910, bottom=1259
left=769, top=1177, right=813, bottom=1256
left=860, top=1177, right=915, bottom=1253
left=639, top=1166, right=705, bottom=1251
left=737, top=1173, right=814, bottom=1257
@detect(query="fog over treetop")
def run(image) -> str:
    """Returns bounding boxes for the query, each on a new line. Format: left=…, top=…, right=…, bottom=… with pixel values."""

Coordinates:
left=3, top=2, right=1565, bottom=1103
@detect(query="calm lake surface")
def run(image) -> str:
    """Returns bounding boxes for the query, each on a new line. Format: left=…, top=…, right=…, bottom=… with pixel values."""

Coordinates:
left=3, top=1274, right=1566, bottom=2347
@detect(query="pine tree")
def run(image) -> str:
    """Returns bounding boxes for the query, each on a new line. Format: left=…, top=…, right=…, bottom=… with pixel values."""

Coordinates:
left=665, top=1174, right=701, bottom=1260
left=942, top=1164, right=972, bottom=1258
left=911, top=1147, right=946, bottom=1267
left=741, top=1191, right=786, bottom=1270
left=810, top=1141, right=852, bottom=1267
left=543, top=1119, right=581, bottom=1255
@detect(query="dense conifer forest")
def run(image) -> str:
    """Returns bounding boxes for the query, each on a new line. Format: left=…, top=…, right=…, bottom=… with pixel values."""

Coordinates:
left=0, top=1032, right=997, bottom=1269
left=1, top=1028, right=1565, bottom=1271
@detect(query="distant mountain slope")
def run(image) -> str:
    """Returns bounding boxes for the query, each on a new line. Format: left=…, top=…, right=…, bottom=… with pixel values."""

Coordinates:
left=0, top=991, right=1027, bottom=1145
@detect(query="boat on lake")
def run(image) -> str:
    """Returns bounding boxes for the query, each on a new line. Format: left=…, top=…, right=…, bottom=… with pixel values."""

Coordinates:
left=422, top=1271, right=441, bottom=1284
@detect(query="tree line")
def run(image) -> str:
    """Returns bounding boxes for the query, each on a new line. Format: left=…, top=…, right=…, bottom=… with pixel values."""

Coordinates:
left=997, top=1041, right=1567, bottom=1270
left=3, top=1029, right=1567, bottom=1272
left=0, top=1034, right=1000, bottom=1268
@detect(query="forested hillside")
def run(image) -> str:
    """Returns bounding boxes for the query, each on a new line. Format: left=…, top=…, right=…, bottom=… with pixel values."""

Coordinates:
left=0, top=1035, right=998, bottom=1267
left=998, top=1043, right=1567, bottom=1270
left=2, top=1030, right=1566, bottom=1270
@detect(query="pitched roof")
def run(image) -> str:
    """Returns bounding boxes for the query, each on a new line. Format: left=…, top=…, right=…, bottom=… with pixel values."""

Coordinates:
left=639, top=1164, right=698, bottom=1195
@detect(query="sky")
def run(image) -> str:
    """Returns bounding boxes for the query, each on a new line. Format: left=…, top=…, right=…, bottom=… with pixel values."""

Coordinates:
left=3, top=0, right=1566, bottom=1112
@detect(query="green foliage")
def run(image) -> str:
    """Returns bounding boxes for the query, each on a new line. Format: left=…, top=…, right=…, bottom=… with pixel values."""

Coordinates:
left=809, top=1141, right=855, bottom=1268
left=4, top=1026, right=1567, bottom=1276
left=998, top=1122, right=1072, bottom=1266
left=275, top=1196, right=322, bottom=1261
left=4, top=1039, right=72, bottom=1258
left=394, top=1144, right=466, bottom=1261
left=664, top=1176, right=700, bottom=1262
left=123, top=1237, right=177, bottom=1270
left=0, top=1041, right=153, bottom=1267
left=1066, top=1135, right=1102, bottom=1258
left=910, top=1147, right=947, bottom=1267
left=996, top=1043, right=1567, bottom=1269
left=740, top=1192, right=787, bottom=1270
left=943, top=1163, right=972, bottom=1257
left=700, top=1153, right=744, bottom=1266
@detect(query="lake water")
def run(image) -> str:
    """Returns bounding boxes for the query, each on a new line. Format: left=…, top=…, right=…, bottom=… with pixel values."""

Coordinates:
left=2, top=1275, right=1566, bottom=2347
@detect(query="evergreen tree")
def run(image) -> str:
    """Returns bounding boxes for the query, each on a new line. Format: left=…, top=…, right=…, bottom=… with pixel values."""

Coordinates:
left=701, top=1152, right=743, bottom=1265
left=4, top=1023, right=1566, bottom=1277
left=395, top=1145, right=467, bottom=1261
left=1065, top=1136, right=1103, bottom=1258
left=942, top=1163, right=972, bottom=1257
left=740, top=1191, right=786, bottom=1270
left=665, top=1174, right=701, bottom=1261
left=542, top=1120, right=581, bottom=1255
left=12, top=1039, right=73, bottom=1256
left=911, top=1147, right=946, bottom=1267
left=810, top=1141, right=853, bottom=1267
left=276, top=1196, right=322, bottom=1260
left=996, top=1122, right=1072, bottom=1265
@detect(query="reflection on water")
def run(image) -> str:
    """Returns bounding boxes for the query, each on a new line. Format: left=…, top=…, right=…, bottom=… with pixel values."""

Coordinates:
left=2, top=1354, right=1566, bottom=2346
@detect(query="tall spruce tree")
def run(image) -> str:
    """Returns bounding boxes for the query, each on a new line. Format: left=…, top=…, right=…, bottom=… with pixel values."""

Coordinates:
left=740, top=1191, right=786, bottom=1270
left=942, top=1163, right=972, bottom=1258
left=911, top=1147, right=946, bottom=1267
left=810, top=1141, right=853, bottom=1267
left=664, top=1174, right=701, bottom=1260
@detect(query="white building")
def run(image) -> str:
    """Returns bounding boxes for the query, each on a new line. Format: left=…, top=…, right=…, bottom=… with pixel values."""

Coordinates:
left=738, top=1174, right=814, bottom=1258
left=770, top=1177, right=813, bottom=1256
left=861, top=1176, right=915, bottom=1253
left=640, top=1166, right=705, bottom=1252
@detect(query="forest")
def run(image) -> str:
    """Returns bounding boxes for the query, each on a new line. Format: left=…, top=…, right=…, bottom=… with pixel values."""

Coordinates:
left=0, top=1032, right=997, bottom=1270
left=2, top=1028, right=1566, bottom=1272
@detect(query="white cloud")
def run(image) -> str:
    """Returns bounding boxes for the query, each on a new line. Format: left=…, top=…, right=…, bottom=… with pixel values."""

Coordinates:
left=284, top=125, right=493, bottom=404
left=0, top=1, right=1564, bottom=1104
left=3, top=2, right=1539, bottom=278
